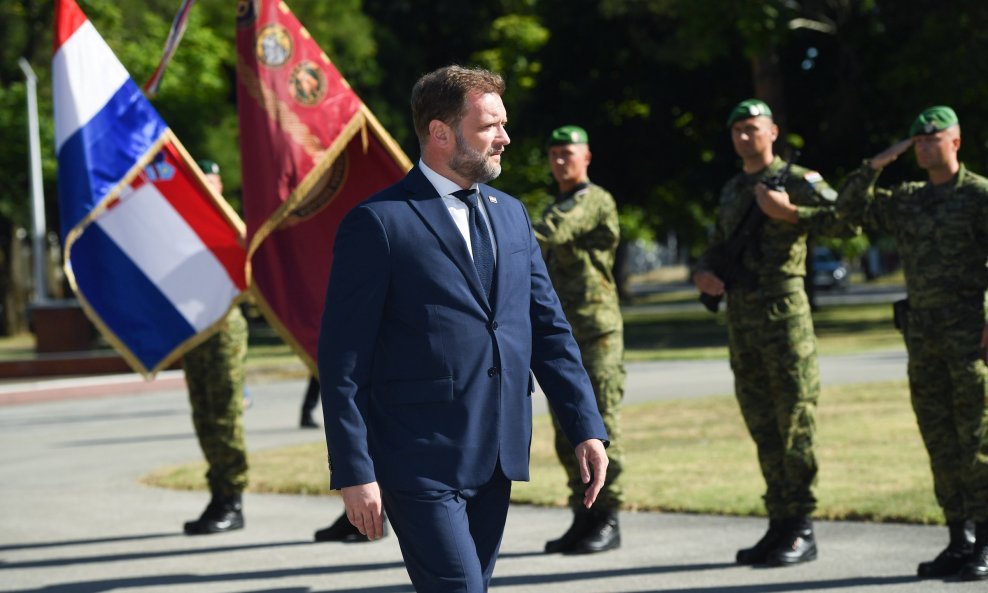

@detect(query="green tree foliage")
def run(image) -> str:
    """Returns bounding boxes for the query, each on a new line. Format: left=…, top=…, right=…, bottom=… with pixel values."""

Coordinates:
left=3, top=0, right=988, bottom=335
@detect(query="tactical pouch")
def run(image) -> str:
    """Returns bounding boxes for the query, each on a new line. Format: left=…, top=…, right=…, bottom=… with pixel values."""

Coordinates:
left=892, top=298, right=909, bottom=333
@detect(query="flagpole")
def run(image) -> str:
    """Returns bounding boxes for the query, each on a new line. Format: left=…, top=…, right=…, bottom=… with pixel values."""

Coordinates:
left=18, top=57, right=49, bottom=304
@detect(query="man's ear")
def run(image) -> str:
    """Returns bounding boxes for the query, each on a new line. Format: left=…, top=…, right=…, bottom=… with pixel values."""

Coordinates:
left=429, top=120, right=451, bottom=148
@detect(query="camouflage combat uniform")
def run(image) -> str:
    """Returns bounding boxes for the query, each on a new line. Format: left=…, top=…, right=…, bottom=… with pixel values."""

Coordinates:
left=837, top=163, right=988, bottom=523
left=694, top=157, right=856, bottom=519
left=184, top=306, right=249, bottom=498
left=533, top=182, right=625, bottom=512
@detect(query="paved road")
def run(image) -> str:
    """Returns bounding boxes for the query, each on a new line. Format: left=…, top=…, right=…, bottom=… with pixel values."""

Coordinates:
left=2, top=355, right=983, bottom=593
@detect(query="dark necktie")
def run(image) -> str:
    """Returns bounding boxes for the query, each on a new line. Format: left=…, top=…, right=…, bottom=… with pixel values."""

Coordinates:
left=451, top=188, right=495, bottom=298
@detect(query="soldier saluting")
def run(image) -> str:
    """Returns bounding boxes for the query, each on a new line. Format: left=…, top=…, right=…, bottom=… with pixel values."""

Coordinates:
left=835, top=106, right=988, bottom=582
left=692, top=99, right=857, bottom=566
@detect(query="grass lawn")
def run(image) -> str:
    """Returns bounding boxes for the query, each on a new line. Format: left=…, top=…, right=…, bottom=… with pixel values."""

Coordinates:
left=143, top=379, right=942, bottom=525
left=623, top=301, right=902, bottom=361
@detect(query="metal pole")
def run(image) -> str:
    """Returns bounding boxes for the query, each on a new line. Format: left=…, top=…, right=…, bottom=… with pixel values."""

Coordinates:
left=18, top=57, right=49, bottom=304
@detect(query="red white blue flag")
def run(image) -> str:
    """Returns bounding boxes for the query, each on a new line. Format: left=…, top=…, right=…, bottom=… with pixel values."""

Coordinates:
left=53, top=0, right=248, bottom=378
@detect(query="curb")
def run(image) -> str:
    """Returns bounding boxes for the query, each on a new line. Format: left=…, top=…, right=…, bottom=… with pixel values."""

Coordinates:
left=0, top=369, right=186, bottom=406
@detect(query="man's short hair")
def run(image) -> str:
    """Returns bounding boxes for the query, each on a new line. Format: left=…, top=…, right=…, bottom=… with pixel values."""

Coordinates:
left=410, top=65, right=505, bottom=144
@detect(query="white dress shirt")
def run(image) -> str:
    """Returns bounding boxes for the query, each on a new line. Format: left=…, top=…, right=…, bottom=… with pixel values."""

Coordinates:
left=419, top=160, right=498, bottom=264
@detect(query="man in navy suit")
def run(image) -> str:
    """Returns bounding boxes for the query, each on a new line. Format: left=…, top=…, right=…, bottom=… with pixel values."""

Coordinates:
left=318, top=65, right=610, bottom=592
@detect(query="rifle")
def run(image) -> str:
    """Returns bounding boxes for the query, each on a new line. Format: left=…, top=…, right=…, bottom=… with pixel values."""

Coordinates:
left=698, top=150, right=801, bottom=313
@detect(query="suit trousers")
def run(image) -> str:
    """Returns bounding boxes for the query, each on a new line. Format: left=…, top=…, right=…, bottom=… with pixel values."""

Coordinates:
left=382, top=467, right=512, bottom=593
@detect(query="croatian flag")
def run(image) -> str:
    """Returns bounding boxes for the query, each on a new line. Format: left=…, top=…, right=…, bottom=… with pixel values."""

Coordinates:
left=53, top=0, right=248, bottom=378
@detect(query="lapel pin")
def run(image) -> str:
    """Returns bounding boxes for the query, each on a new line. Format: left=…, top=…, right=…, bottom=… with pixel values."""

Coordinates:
left=488, top=195, right=498, bottom=204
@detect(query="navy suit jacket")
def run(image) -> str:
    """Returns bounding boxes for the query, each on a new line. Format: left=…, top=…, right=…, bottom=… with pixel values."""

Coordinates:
left=318, top=165, right=608, bottom=491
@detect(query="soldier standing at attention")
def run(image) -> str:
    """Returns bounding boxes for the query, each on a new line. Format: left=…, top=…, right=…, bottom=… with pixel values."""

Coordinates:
left=692, top=100, right=856, bottom=566
left=182, top=159, right=250, bottom=535
left=534, top=126, right=625, bottom=555
left=835, top=106, right=988, bottom=581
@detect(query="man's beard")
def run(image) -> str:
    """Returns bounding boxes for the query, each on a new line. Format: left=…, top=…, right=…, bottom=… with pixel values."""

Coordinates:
left=450, top=127, right=501, bottom=183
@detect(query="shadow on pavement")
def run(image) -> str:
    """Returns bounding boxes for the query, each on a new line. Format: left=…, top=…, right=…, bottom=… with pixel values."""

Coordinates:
left=0, top=539, right=313, bottom=570
left=0, top=532, right=178, bottom=552
left=609, top=575, right=920, bottom=593
left=9, top=560, right=410, bottom=593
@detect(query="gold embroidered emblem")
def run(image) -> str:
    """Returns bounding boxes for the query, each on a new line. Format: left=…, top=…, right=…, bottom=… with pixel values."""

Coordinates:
left=256, top=24, right=292, bottom=68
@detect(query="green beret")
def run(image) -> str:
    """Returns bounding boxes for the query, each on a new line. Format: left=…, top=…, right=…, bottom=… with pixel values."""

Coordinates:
left=909, top=106, right=959, bottom=136
left=548, top=125, right=589, bottom=147
left=726, top=99, right=773, bottom=127
left=197, top=159, right=220, bottom=175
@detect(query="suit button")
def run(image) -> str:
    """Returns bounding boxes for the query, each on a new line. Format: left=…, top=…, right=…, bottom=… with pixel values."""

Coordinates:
left=487, top=367, right=498, bottom=377
left=490, top=321, right=498, bottom=330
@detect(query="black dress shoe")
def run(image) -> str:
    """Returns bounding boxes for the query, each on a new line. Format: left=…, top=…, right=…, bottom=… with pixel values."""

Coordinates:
left=545, top=508, right=593, bottom=554
left=300, top=413, right=319, bottom=429
left=184, top=495, right=244, bottom=535
left=314, top=511, right=388, bottom=542
left=737, top=519, right=784, bottom=565
left=917, top=520, right=974, bottom=578
left=959, top=522, right=988, bottom=581
left=766, top=517, right=817, bottom=566
left=565, top=510, right=620, bottom=554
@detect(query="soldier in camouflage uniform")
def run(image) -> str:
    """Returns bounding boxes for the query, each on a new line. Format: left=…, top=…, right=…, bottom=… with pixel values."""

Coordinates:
left=183, top=160, right=250, bottom=535
left=693, top=100, right=857, bottom=566
left=835, top=106, right=988, bottom=581
left=533, top=125, right=625, bottom=555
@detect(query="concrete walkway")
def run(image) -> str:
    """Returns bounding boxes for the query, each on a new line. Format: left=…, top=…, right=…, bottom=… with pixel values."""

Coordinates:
left=1, top=356, right=984, bottom=592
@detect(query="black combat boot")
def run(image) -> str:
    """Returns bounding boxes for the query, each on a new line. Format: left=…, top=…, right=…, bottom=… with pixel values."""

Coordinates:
left=917, top=520, right=974, bottom=578
left=183, top=494, right=244, bottom=535
left=544, top=508, right=593, bottom=554
left=766, top=516, right=817, bottom=566
left=565, top=509, right=621, bottom=555
left=314, top=510, right=388, bottom=542
left=736, top=519, right=785, bottom=565
left=959, top=521, right=988, bottom=581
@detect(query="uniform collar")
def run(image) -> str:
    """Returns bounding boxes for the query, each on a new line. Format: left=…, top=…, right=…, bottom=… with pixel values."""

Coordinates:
left=557, top=181, right=590, bottom=202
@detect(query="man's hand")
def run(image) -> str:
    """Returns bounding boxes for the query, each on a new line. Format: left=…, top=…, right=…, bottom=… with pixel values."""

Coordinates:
left=693, top=270, right=724, bottom=297
left=869, top=138, right=914, bottom=170
left=575, top=439, right=608, bottom=508
left=755, top=184, right=798, bottom=224
left=340, top=482, right=385, bottom=540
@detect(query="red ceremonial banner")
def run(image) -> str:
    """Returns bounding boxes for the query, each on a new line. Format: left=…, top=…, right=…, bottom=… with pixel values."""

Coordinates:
left=235, top=0, right=412, bottom=371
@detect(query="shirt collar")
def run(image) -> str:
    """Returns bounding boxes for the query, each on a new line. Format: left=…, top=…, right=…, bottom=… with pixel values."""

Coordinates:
left=419, top=159, right=478, bottom=198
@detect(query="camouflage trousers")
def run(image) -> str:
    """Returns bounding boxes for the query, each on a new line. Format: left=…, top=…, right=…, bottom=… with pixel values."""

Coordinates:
left=727, top=285, right=819, bottom=519
left=903, top=301, right=988, bottom=522
left=551, top=330, right=625, bottom=512
left=184, top=307, right=249, bottom=497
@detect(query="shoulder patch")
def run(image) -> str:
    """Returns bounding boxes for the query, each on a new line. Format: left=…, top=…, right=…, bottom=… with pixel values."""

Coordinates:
left=803, top=171, right=823, bottom=184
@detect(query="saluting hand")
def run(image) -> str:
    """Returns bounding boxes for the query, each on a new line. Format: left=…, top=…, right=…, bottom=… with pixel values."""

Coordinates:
left=575, top=439, right=609, bottom=508
left=341, top=481, right=386, bottom=540
left=869, top=138, right=914, bottom=170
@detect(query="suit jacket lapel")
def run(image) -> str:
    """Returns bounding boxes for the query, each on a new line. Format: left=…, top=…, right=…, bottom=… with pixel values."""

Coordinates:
left=404, top=168, right=491, bottom=311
